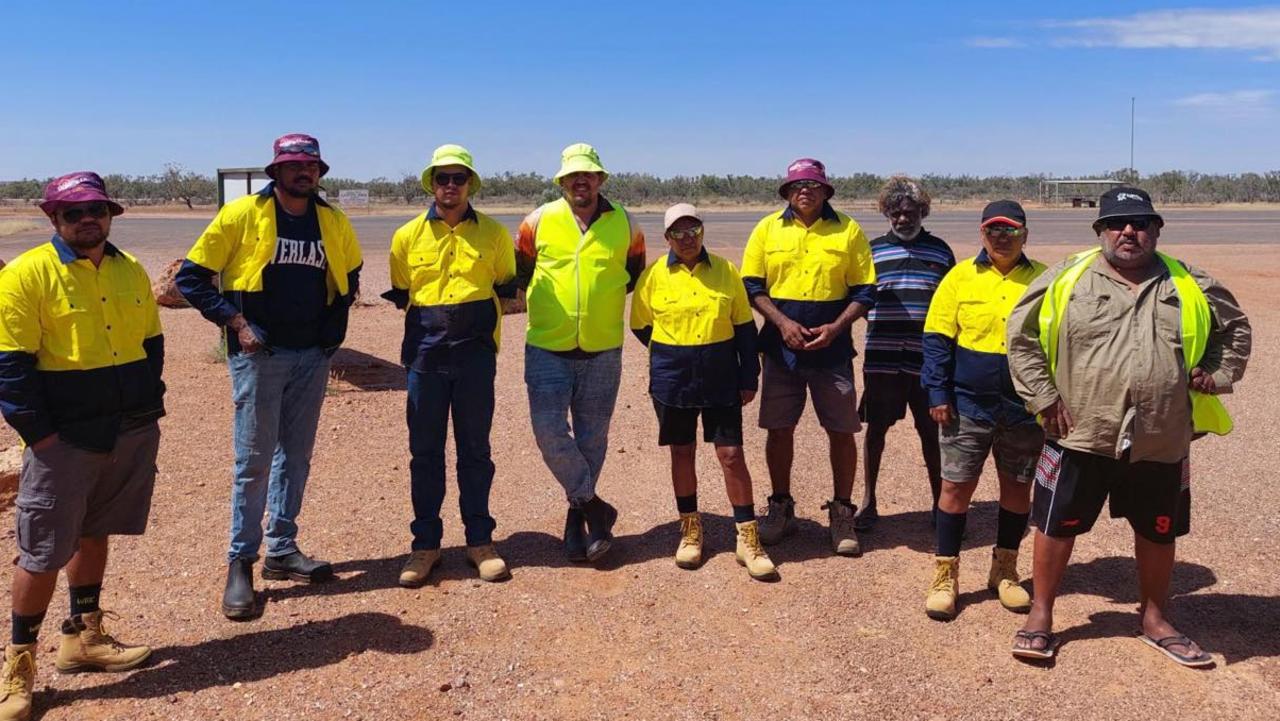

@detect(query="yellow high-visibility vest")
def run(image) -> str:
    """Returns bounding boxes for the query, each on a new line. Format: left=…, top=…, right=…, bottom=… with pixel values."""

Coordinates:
left=1037, top=248, right=1232, bottom=435
left=526, top=198, right=632, bottom=352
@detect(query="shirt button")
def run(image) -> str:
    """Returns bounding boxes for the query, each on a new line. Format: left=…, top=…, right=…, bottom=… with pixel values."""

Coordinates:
left=106, top=325, right=112, bottom=330
left=101, top=297, right=107, bottom=302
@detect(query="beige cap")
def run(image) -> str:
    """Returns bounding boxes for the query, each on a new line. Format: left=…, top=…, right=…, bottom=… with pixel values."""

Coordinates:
left=663, top=203, right=701, bottom=232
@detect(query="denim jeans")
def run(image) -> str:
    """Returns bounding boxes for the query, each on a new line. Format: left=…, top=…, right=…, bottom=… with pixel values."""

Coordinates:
left=407, top=343, right=497, bottom=550
left=226, top=347, right=330, bottom=563
left=524, top=345, right=622, bottom=505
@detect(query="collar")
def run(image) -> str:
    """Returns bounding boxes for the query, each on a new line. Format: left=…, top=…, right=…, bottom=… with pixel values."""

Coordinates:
left=582, top=195, right=614, bottom=227
left=666, top=247, right=711, bottom=268
left=975, top=248, right=1032, bottom=268
left=259, top=181, right=330, bottom=208
left=50, top=234, right=119, bottom=264
left=427, top=202, right=478, bottom=224
left=781, top=201, right=838, bottom=223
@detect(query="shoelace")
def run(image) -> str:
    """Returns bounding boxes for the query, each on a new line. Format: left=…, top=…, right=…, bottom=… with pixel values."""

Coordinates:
left=821, top=501, right=857, bottom=533
left=679, top=516, right=702, bottom=547
left=739, top=525, right=765, bottom=558
left=1, top=652, right=33, bottom=696
left=930, top=563, right=956, bottom=593
left=86, top=610, right=130, bottom=652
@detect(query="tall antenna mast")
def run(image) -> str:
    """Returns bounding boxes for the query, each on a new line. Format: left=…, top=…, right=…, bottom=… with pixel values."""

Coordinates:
left=1130, top=97, right=1136, bottom=181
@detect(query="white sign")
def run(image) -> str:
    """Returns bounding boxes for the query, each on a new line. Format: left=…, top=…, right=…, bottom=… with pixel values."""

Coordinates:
left=340, top=189, right=370, bottom=207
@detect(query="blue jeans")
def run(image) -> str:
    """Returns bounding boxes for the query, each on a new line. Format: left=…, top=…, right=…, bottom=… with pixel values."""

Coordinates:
left=226, top=347, right=330, bottom=563
left=524, top=345, right=621, bottom=505
left=407, top=344, right=497, bottom=550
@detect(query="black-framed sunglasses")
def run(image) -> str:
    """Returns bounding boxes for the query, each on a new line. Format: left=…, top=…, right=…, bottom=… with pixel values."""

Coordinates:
left=788, top=180, right=823, bottom=193
left=434, top=172, right=470, bottom=188
left=278, top=143, right=320, bottom=157
left=59, top=202, right=111, bottom=223
left=1102, top=217, right=1153, bottom=232
left=983, top=225, right=1026, bottom=238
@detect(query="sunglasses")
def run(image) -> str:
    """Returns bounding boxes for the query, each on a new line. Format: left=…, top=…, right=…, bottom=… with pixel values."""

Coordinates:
left=59, top=202, right=111, bottom=223
left=434, top=172, right=470, bottom=188
left=667, top=226, right=704, bottom=242
left=278, top=143, right=320, bottom=157
left=983, top=225, right=1026, bottom=238
left=788, top=180, right=823, bottom=193
left=1102, top=217, right=1153, bottom=232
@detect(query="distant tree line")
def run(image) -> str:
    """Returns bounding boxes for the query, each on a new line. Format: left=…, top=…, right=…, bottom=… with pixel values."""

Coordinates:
left=3, top=166, right=1280, bottom=207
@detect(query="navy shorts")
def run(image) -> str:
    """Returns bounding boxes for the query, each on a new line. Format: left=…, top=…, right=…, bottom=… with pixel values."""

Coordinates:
left=1031, top=442, right=1190, bottom=545
left=653, top=400, right=744, bottom=447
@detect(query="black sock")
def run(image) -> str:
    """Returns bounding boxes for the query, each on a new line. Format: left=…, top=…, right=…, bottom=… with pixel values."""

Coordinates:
left=769, top=492, right=793, bottom=503
left=69, top=583, right=102, bottom=618
left=11, top=611, right=45, bottom=646
left=936, top=509, right=967, bottom=557
left=732, top=504, right=756, bottom=523
left=835, top=497, right=855, bottom=510
left=996, top=508, right=1030, bottom=550
left=675, top=494, right=697, bottom=514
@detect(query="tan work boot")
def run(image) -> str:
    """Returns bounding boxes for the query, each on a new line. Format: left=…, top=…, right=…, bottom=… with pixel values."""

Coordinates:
left=465, top=544, right=511, bottom=582
left=988, top=547, right=1031, bottom=613
left=55, top=611, right=151, bottom=673
left=926, top=556, right=960, bottom=621
left=822, top=500, right=861, bottom=556
left=0, top=644, right=34, bottom=721
left=674, top=512, right=703, bottom=569
left=399, top=549, right=442, bottom=587
left=757, top=496, right=796, bottom=546
left=735, top=521, right=779, bottom=581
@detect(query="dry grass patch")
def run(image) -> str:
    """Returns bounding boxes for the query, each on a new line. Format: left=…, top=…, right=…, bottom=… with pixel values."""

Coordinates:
left=0, top=219, right=40, bottom=237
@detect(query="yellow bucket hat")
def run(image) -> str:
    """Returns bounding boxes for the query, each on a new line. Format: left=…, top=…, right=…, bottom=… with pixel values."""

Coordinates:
left=553, top=142, right=608, bottom=183
left=421, top=144, right=482, bottom=195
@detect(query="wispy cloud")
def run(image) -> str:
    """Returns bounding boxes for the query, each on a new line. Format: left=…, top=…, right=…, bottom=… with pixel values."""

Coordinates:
left=1174, top=89, right=1275, bottom=120
left=966, top=37, right=1025, bottom=49
left=1048, top=7, right=1280, bottom=60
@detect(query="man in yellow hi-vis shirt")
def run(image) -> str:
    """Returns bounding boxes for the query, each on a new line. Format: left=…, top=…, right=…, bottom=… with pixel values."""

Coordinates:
left=630, top=204, right=776, bottom=581
left=177, top=134, right=363, bottom=620
left=0, top=173, right=163, bottom=721
left=740, top=158, right=876, bottom=558
left=384, top=145, right=515, bottom=587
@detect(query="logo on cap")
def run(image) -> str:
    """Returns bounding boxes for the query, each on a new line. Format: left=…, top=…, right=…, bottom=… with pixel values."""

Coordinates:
left=56, top=176, right=90, bottom=192
left=788, top=159, right=824, bottom=174
left=1116, top=192, right=1145, bottom=202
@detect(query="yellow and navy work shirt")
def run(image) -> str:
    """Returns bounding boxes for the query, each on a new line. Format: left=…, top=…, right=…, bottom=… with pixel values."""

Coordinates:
left=383, top=204, right=517, bottom=369
left=175, top=184, right=363, bottom=354
left=921, top=249, right=1046, bottom=424
left=0, top=237, right=165, bottom=451
left=630, top=249, right=759, bottom=408
left=740, top=203, right=876, bottom=369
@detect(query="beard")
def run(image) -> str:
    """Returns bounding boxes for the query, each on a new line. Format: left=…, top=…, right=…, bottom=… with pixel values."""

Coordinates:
left=279, top=181, right=315, bottom=199
left=63, top=223, right=108, bottom=250
left=891, top=225, right=922, bottom=241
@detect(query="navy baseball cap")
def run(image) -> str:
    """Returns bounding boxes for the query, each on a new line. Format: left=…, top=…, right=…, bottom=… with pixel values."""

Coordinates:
left=1096, top=186, right=1163, bottom=226
left=980, top=199, right=1026, bottom=228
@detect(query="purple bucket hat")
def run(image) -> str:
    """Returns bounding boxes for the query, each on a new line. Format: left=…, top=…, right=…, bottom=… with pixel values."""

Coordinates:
left=40, top=172, right=125, bottom=216
left=266, top=133, right=330, bottom=178
left=778, top=157, right=834, bottom=199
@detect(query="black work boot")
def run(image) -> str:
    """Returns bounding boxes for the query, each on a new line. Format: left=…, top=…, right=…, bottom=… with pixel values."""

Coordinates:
left=564, top=506, right=588, bottom=563
left=262, top=550, right=334, bottom=583
left=222, top=558, right=257, bottom=620
left=581, top=496, right=618, bottom=562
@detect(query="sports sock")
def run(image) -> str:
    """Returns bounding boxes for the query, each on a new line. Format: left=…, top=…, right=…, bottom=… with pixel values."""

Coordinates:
left=69, top=583, right=102, bottom=618
left=936, top=509, right=967, bottom=557
left=732, top=504, right=756, bottom=523
left=996, top=508, right=1030, bottom=550
left=768, top=492, right=793, bottom=503
left=675, top=494, right=698, bottom=514
left=10, top=611, right=45, bottom=646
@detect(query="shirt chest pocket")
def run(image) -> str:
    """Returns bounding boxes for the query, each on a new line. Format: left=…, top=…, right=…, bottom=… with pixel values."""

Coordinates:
left=955, top=287, right=999, bottom=340
left=43, top=296, right=96, bottom=361
left=655, top=285, right=729, bottom=342
left=1065, top=292, right=1119, bottom=346
left=109, top=290, right=149, bottom=349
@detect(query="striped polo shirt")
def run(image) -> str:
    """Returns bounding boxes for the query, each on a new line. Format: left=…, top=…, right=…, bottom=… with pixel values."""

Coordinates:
left=863, top=230, right=954, bottom=376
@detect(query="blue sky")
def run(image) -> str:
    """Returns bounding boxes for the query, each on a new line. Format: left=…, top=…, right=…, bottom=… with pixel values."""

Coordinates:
left=1, top=1, right=1276, bottom=180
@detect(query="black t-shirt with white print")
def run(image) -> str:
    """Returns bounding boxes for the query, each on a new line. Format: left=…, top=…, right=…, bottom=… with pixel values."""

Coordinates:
left=262, top=197, right=329, bottom=349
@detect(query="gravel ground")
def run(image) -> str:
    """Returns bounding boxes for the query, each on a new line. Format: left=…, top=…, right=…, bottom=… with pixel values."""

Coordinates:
left=0, top=213, right=1276, bottom=720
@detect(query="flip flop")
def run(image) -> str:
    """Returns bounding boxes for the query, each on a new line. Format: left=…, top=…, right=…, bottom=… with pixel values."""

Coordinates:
left=1139, top=634, right=1214, bottom=668
left=1011, top=630, right=1060, bottom=660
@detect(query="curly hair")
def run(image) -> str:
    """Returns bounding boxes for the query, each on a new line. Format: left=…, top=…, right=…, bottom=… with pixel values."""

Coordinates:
left=877, top=175, right=932, bottom=218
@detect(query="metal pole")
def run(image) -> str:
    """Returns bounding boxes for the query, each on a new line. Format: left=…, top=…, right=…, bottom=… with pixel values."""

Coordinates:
left=1130, top=97, right=1136, bottom=181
